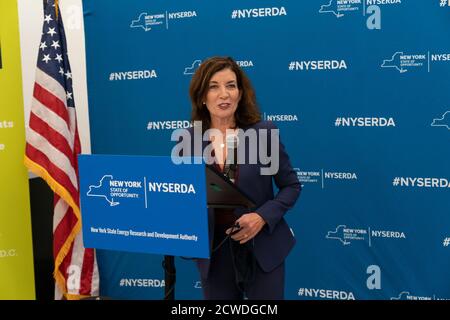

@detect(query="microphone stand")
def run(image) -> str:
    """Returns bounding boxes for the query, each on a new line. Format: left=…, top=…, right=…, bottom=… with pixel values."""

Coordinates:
left=163, top=255, right=176, bottom=300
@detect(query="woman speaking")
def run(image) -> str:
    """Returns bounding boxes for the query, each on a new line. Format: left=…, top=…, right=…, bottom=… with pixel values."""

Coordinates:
left=187, top=56, right=301, bottom=300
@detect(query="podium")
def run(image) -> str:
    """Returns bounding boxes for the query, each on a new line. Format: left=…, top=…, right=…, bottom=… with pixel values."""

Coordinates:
left=78, top=155, right=254, bottom=299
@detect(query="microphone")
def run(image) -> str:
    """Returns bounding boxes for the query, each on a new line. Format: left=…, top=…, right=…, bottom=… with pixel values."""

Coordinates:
left=224, top=133, right=238, bottom=183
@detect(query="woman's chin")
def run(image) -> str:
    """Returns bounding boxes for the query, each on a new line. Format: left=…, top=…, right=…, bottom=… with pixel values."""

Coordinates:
left=212, top=111, right=234, bottom=120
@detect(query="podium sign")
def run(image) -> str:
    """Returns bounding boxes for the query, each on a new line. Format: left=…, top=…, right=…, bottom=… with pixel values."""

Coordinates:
left=78, top=155, right=209, bottom=258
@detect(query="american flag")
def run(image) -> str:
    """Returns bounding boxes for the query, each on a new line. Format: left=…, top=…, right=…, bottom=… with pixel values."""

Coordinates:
left=24, top=0, right=99, bottom=299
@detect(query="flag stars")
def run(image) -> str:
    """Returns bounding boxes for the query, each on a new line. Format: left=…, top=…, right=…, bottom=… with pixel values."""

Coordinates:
left=66, top=91, right=73, bottom=100
left=59, top=67, right=64, bottom=75
left=44, top=14, right=53, bottom=24
left=40, top=41, right=47, bottom=51
left=55, top=54, right=63, bottom=63
left=51, top=40, right=60, bottom=50
left=47, top=27, right=57, bottom=37
left=65, top=71, right=72, bottom=79
left=42, top=54, right=51, bottom=63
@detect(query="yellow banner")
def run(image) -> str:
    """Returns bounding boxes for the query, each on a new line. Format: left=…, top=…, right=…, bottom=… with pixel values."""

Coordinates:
left=0, top=0, right=36, bottom=299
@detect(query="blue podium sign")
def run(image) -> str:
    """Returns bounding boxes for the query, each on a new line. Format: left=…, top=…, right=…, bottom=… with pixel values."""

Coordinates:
left=78, top=155, right=209, bottom=258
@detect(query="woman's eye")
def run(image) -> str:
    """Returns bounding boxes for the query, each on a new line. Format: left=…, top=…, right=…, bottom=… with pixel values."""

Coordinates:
left=227, top=84, right=237, bottom=89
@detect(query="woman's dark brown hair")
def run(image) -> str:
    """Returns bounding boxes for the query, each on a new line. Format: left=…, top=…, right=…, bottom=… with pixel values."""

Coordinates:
left=189, top=56, right=261, bottom=130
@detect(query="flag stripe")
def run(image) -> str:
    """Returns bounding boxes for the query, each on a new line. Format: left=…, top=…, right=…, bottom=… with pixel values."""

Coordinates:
left=35, top=67, right=68, bottom=105
left=57, top=235, right=74, bottom=292
left=53, top=196, right=69, bottom=232
left=53, top=207, right=77, bottom=255
left=26, top=129, right=79, bottom=189
left=25, top=143, right=79, bottom=207
left=33, top=83, right=70, bottom=126
left=31, top=96, right=74, bottom=150
left=72, top=232, right=94, bottom=295
left=68, top=108, right=77, bottom=151
left=80, top=250, right=95, bottom=295
left=29, top=112, right=75, bottom=168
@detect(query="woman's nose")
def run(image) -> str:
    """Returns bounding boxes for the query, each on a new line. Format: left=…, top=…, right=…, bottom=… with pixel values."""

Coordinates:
left=219, top=86, right=230, bottom=98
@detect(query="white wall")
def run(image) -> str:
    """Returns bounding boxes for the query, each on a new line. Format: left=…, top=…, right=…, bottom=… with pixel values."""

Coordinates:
left=18, top=0, right=91, bottom=157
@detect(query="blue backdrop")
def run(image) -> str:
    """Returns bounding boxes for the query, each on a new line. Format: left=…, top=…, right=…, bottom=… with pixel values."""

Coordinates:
left=83, top=0, right=450, bottom=300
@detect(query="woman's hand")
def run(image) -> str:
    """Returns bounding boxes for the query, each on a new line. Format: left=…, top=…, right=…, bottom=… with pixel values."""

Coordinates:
left=226, top=212, right=266, bottom=244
